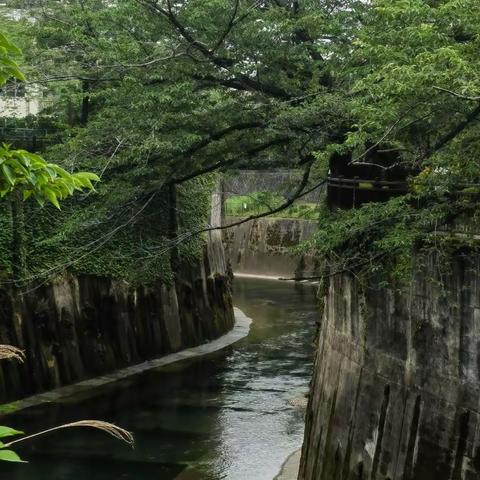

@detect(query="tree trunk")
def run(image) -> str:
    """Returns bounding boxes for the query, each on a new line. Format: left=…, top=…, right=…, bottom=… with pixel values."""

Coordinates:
left=11, top=191, right=26, bottom=283
left=168, top=183, right=178, bottom=271
left=80, top=80, right=90, bottom=125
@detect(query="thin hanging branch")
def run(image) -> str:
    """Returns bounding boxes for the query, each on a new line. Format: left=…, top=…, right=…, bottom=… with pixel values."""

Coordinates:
left=212, top=0, right=241, bottom=51
left=194, top=165, right=324, bottom=234
left=3, top=420, right=134, bottom=448
left=433, top=86, right=480, bottom=102
left=429, top=103, right=480, bottom=156
left=279, top=253, right=388, bottom=281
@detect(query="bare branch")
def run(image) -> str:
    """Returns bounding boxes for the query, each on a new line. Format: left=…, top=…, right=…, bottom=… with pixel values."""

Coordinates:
left=181, top=121, right=264, bottom=157
left=433, top=86, right=480, bottom=102
left=135, top=0, right=291, bottom=99
left=279, top=253, right=387, bottom=281
left=212, top=0, right=241, bottom=52
left=170, top=136, right=292, bottom=185
left=349, top=105, right=417, bottom=167
left=196, top=162, right=321, bottom=233
left=90, top=51, right=187, bottom=69
left=430, top=103, right=480, bottom=156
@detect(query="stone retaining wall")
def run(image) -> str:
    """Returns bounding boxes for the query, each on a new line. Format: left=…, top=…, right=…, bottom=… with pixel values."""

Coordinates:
left=299, top=254, right=480, bottom=480
left=223, top=216, right=319, bottom=278
left=0, top=188, right=235, bottom=403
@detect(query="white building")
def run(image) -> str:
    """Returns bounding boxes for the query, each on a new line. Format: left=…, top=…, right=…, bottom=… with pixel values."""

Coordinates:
left=0, top=79, right=42, bottom=118
left=0, top=3, right=43, bottom=118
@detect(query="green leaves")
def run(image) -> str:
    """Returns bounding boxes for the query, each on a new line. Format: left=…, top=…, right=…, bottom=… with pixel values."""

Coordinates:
left=0, top=144, right=100, bottom=208
left=0, top=426, right=25, bottom=463
left=8, top=0, right=477, bottom=286
left=0, top=32, right=100, bottom=207
left=0, top=426, right=23, bottom=439
left=0, top=450, right=25, bottom=463
left=0, top=32, right=25, bottom=86
left=346, top=0, right=480, bottom=159
left=291, top=0, right=480, bottom=281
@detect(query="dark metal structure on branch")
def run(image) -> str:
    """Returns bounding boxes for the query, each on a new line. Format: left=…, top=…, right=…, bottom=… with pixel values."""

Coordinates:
left=327, top=149, right=410, bottom=209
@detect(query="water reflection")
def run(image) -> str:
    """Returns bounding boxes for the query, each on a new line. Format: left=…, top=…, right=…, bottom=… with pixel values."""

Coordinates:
left=2, top=277, right=317, bottom=480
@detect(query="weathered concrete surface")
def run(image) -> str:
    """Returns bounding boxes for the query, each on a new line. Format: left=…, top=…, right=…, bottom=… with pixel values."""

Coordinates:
left=275, top=449, right=302, bottom=480
left=0, top=307, right=251, bottom=415
left=299, top=255, right=480, bottom=480
left=223, top=216, right=319, bottom=278
left=0, top=253, right=234, bottom=403
left=0, top=191, right=235, bottom=403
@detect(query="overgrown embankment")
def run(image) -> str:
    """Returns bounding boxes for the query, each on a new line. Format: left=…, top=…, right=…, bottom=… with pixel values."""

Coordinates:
left=0, top=182, right=235, bottom=403
left=0, top=247, right=234, bottom=403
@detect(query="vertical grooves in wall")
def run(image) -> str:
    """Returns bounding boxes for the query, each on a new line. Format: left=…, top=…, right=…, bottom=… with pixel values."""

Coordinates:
left=452, top=410, right=470, bottom=480
left=356, top=462, right=364, bottom=480
left=371, top=384, right=391, bottom=479
left=300, top=255, right=480, bottom=480
left=333, top=443, right=343, bottom=479
left=319, top=385, right=339, bottom=480
left=403, top=394, right=422, bottom=480
left=342, top=368, right=364, bottom=480
left=312, top=426, right=324, bottom=479
left=308, top=304, right=331, bottom=480
left=393, top=398, right=408, bottom=478
left=300, top=362, right=318, bottom=480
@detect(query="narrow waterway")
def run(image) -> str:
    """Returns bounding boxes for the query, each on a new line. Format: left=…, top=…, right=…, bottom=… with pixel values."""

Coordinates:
left=3, top=277, right=317, bottom=480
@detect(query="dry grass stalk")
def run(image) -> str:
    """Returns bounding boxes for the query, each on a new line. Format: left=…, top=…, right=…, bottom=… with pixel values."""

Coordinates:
left=4, top=420, right=134, bottom=448
left=0, top=345, right=26, bottom=363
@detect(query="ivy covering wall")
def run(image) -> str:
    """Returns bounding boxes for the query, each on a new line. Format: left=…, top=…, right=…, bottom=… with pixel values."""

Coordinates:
left=0, top=175, right=215, bottom=287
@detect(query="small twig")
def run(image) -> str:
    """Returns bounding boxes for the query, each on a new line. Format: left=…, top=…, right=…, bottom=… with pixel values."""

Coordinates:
left=349, top=105, right=417, bottom=167
left=279, top=253, right=388, bottom=281
left=433, top=86, right=480, bottom=102
left=3, top=420, right=134, bottom=448
left=212, top=0, right=241, bottom=51
left=92, top=51, right=186, bottom=69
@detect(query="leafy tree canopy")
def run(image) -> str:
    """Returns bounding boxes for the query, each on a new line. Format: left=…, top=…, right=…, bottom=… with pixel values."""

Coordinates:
left=0, top=31, right=99, bottom=207
left=2, top=0, right=479, bottom=282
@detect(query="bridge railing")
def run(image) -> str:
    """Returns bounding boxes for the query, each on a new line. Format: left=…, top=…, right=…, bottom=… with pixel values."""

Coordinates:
left=0, top=126, right=63, bottom=151
left=327, top=176, right=409, bottom=208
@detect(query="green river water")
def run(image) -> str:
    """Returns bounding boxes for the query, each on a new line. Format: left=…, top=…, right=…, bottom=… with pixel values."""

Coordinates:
left=3, top=277, right=317, bottom=480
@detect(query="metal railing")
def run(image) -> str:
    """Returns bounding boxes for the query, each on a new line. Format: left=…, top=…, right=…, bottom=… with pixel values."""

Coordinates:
left=327, top=176, right=408, bottom=193
left=0, top=126, right=63, bottom=149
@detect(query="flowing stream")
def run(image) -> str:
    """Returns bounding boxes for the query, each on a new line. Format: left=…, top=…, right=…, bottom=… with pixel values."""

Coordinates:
left=3, top=277, right=317, bottom=480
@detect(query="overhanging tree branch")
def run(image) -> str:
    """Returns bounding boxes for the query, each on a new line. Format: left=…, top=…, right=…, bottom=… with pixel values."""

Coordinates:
left=279, top=252, right=388, bottom=281
left=181, top=121, right=264, bottom=157
left=433, top=86, right=480, bottom=102
left=429, top=103, right=480, bottom=156
left=169, top=136, right=292, bottom=185
left=212, top=0, right=241, bottom=52
left=194, top=161, right=321, bottom=233
left=135, top=0, right=292, bottom=99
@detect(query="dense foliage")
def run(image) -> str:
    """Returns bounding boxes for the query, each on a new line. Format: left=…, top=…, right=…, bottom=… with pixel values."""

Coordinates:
left=0, top=0, right=479, bottom=283
left=0, top=32, right=133, bottom=465
left=0, top=12, right=216, bottom=286
left=309, top=0, right=480, bottom=279
left=0, top=32, right=99, bottom=207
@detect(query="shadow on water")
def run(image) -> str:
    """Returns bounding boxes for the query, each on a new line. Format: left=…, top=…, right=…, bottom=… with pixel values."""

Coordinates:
left=2, top=277, right=317, bottom=480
